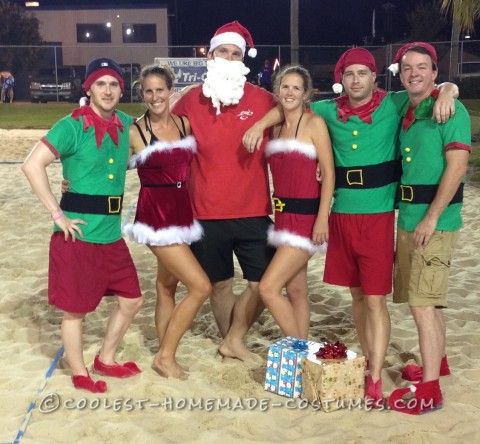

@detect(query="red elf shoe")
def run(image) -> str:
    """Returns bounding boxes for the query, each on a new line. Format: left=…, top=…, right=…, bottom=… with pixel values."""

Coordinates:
left=401, top=356, right=450, bottom=382
left=93, top=355, right=142, bottom=378
left=365, top=375, right=384, bottom=409
left=388, top=379, right=443, bottom=415
left=72, top=372, right=107, bottom=393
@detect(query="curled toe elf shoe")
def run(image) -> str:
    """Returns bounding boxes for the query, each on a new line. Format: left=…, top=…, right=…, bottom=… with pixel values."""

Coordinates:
left=365, top=375, right=384, bottom=409
left=388, top=379, right=443, bottom=415
left=93, top=355, right=142, bottom=378
left=72, top=373, right=107, bottom=393
left=401, top=356, right=451, bottom=382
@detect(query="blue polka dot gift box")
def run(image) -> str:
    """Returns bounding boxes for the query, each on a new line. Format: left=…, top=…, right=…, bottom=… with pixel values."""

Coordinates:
left=264, top=337, right=321, bottom=398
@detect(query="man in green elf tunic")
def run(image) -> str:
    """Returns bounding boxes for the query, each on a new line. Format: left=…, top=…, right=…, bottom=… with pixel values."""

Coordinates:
left=242, top=49, right=457, bottom=406
left=22, top=58, right=143, bottom=393
left=387, top=43, right=470, bottom=415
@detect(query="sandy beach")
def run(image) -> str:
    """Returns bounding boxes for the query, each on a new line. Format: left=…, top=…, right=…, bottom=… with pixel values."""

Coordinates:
left=1, top=128, right=479, bottom=443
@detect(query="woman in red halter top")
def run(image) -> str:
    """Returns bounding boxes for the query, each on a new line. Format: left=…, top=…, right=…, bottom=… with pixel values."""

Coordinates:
left=258, top=65, right=335, bottom=338
left=125, top=65, right=211, bottom=379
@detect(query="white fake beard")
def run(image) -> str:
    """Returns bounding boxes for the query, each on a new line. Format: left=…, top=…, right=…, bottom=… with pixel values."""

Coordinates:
left=202, top=57, right=250, bottom=115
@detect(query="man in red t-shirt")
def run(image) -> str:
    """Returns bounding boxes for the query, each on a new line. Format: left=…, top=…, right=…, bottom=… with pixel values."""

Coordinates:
left=174, top=21, right=275, bottom=361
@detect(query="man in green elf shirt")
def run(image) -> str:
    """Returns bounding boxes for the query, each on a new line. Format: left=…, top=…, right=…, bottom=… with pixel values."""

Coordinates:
left=22, top=58, right=143, bottom=393
left=388, top=42, right=470, bottom=415
left=242, top=49, right=458, bottom=407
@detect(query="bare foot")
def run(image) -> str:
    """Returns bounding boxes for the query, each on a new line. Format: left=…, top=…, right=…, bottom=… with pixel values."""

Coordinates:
left=218, top=339, right=261, bottom=365
left=152, top=356, right=188, bottom=380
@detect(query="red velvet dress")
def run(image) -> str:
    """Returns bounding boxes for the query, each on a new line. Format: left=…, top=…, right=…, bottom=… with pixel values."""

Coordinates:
left=266, top=138, right=324, bottom=255
left=123, top=135, right=203, bottom=245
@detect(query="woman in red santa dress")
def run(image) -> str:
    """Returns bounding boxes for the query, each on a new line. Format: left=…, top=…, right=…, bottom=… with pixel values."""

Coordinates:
left=257, top=65, right=334, bottom=338
left=124, top=65, right=211, bottom=379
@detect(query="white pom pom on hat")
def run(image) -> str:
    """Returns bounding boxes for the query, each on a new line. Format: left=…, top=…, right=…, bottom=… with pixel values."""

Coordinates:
left=332, top=83, right=343, bottom=94
left=388, top=63, right=399, bottom=76
left=209, top=21, right=257, bottom=58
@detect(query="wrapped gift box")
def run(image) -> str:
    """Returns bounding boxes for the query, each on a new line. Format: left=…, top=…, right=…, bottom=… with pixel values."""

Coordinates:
left=264, top=337, right=321, bottom=398
left=302, top=352, right=366, bottom=412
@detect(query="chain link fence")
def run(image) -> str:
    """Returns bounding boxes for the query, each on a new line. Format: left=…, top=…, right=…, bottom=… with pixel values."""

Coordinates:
left=1, top=40, right=479, bottom=102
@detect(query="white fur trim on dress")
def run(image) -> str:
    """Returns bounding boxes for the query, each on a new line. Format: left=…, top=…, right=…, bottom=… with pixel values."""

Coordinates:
left=123, top=220, right=203, bottom=246
left=267, top=225, right=327, bottom=256
left=265, top=139, right=317, bottom=160
left=129, top=135, right=197, bottom=169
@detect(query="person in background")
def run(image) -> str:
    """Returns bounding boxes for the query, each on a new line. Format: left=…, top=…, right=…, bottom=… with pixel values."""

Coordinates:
left=258, top=59, right=273, bottom=91
left=1, top=70, right=15, bottom=103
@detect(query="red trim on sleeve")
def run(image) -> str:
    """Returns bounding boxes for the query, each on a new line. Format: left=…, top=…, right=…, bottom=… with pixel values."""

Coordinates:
left=41, top=136, right=61, bottom=158
left=445, top=142, right=472, bottom=153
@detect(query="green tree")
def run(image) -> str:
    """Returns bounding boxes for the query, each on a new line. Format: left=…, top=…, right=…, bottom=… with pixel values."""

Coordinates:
left=441, top=0, right=480, bottom=80
left=0, top=0, right=43, bottom=72
left=407, top=1, right=447, bottom=41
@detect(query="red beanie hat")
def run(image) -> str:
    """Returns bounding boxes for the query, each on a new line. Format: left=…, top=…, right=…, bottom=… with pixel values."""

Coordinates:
left=83, top=58, right=125, bottom=92
left=388, top=42, right=438, bottom=76
left=209, top=21, right=257, bottom=58
left=332, top=48, right=377, bottom=93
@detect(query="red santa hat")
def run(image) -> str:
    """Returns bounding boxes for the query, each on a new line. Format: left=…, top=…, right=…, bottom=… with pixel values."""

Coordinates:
left=388, top=42, right=438, bottom=76
left=209, top=21, right=257, bottom=58
left=332, top=48, right=377, bottom=93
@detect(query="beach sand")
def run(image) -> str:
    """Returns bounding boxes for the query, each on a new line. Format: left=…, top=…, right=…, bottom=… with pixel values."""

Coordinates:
left=1, top=128, right=479, bottom=443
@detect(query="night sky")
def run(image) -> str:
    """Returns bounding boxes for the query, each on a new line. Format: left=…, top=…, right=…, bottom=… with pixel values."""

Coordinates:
left=10, top=0, right=465, bottom=46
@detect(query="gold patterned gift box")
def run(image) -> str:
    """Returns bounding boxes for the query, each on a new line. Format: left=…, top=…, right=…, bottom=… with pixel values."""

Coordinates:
left=301, top=354, right=366, bottom=412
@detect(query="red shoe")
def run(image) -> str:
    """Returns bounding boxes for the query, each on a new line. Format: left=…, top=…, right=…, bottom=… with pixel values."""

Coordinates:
left=72, top=372, right=107, bottom=393
left=401, top=356, right=450, bottom=382
left=388, top=379, right=443, bottom=415
left=365, top=375, right=384, bottom=409
left=93, top=355, right=142, bottom=378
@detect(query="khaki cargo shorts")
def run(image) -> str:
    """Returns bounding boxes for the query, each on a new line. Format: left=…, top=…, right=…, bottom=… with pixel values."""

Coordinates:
left=393, top=229, right=458, bottom=307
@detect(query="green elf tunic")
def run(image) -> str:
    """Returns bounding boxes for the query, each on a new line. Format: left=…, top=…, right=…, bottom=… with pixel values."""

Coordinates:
left=397, top=92, right=471, bottom=232
left=41, top=107, right=133, bottom=244
left=311, top=90, right=409, bottom=213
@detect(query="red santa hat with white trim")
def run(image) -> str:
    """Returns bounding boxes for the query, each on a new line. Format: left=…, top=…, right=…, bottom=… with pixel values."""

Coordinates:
left=209, top=21, right=257, bottom=58
left=332, top=48, right=377, bottom=94
left=388, top=42, right=438, bottom=76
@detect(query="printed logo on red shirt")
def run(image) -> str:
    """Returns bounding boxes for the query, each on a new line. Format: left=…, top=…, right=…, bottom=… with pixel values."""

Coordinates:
left=237, top=109, right=254, bottom=120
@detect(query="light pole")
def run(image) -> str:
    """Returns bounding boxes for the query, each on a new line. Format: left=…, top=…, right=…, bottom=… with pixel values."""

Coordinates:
left=290, top=0, right=299, bottom=64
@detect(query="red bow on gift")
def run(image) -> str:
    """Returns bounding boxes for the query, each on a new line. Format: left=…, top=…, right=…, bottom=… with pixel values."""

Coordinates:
left=315, top=341, right=348, bottom=359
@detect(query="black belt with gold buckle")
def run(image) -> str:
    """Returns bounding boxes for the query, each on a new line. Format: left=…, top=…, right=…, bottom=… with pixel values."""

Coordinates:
left=397, top=183, right=464, bottom=205
left=272, top=196, right=319, bottom=215
left=335, top=159, right=401, bottom=189
left=60, top=192, right=123, bottom=215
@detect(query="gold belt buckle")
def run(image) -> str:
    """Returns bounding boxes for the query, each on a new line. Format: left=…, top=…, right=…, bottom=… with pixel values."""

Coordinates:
left=400, top=185, right=414, bottom=202
left=346, top=169, right=364, bottom=186
left=108, top=196, right=122, bottom=214
left=272, top=197, right=285, bottom=212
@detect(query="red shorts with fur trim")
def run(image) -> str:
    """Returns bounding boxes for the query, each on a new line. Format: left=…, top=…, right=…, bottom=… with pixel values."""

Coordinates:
left=323, top=212, right=394, bottom=295
left=48, top=233, right=141, bottom=313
